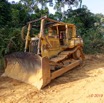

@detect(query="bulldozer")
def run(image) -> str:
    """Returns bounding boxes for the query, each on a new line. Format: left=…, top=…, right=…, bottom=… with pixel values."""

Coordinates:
left=4, top=16, right=84, bottom=89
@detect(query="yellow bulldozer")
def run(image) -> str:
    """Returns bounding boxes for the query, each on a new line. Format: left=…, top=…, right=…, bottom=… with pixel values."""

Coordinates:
left=4, top=16, right=84, bottom=89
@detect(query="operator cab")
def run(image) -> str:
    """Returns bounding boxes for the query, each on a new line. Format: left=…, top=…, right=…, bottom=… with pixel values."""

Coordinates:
left=48, top=24, right=66, bottom=46
left=48, top=24, right=73, bottom=46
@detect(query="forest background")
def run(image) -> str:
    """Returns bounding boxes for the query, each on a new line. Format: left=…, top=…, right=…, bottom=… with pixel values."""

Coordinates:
left=0, top=0, right=104, bottom=68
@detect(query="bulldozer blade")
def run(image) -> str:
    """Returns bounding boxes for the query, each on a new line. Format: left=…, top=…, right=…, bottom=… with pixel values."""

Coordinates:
left=4, top=52, right=51, bottom=89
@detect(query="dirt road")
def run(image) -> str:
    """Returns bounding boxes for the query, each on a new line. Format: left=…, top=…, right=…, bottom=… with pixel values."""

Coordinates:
left=0, top=54, right=104, bottom=103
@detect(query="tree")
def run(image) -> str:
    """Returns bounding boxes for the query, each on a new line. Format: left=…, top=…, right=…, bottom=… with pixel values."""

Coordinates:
left=0, top=0, right=11, bottom=27
left=10, top=2, right=30, bottom=27
left=20, top=0, right=82, bottom=14
left=64, top=6, right=97, bottom=35
left=30, top=6, right=49, bottom=20
left=53, top=0, right=81, bottom=12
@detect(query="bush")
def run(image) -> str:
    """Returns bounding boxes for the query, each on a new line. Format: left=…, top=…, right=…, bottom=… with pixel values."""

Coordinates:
left=82, top=28, right=104, bottom=54
left=0, top=27, right=24, bottom=57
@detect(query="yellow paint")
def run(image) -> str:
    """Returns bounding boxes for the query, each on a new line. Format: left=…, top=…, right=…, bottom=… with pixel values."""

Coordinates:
left=27, top=21, right=83, bottom=58
left=41, top=36, right=61, bottom=58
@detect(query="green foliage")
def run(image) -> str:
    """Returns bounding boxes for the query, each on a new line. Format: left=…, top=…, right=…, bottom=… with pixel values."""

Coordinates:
left=30, top=7, right=49, bottom=20
left=0, top=0, right=104, bottom=57
left=63, top=7, right=104, bottom=54
left=0, top=27, right=24, bottom=57
left=0, top=0, right=84, bottom=69
left=82, top=28, right=104, bottom=54
left=0, top=0, right=11, bottom=27
left=65, top=7, right=97, bottom=33
left=10, top=3, right=29, bottom=27
left=49, top=0, right=82, bottom=12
